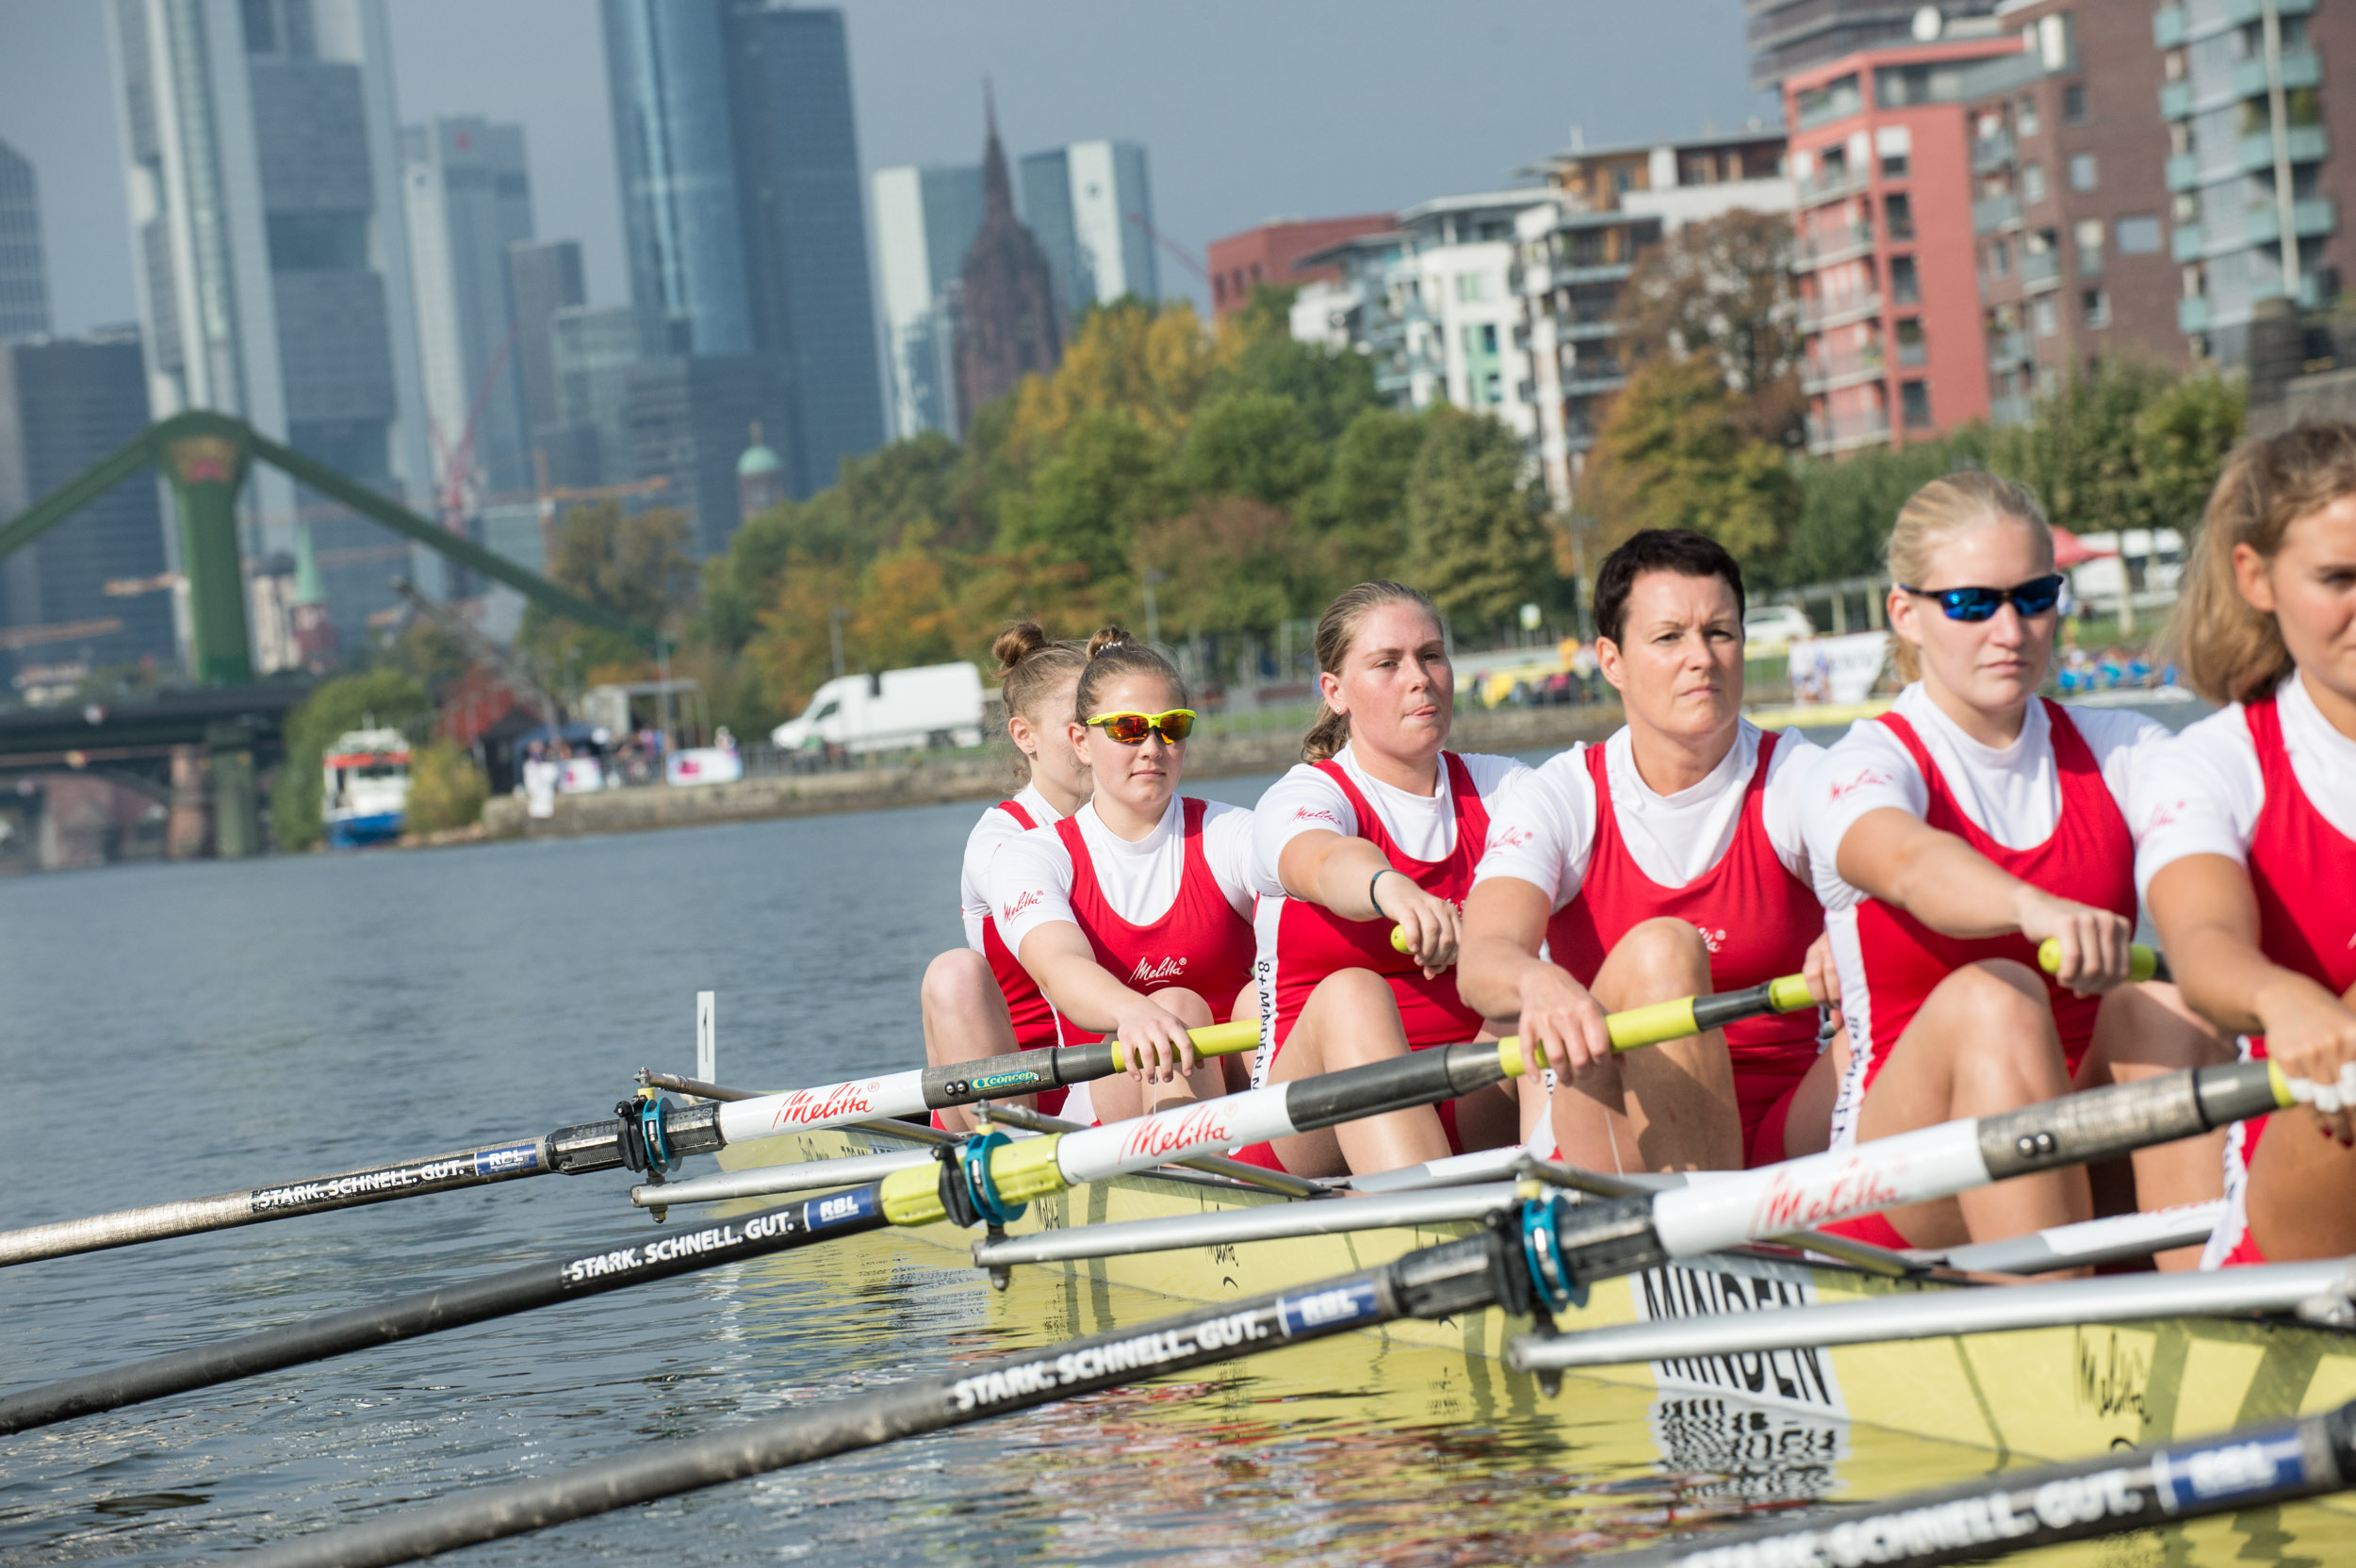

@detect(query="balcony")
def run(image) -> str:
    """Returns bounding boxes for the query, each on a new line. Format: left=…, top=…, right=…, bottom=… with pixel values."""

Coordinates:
left=2246, top=198, right=2339, bottom=245
left=1556, top=262, right=1634, bottom=286
left=2242, top=125, right=2330, bottom=173
left=1562, top=368, right=1629, bottom=397
left=1972, top=129, right=2016, bottom=175
left=2021, top=250, right=2061, bottom=291
left=1797, top=166, right=1869, bottom=206
left=1988, top=393, right=2034, bottom=427
left=1556, top=318, right=1617, bottom=341
left=1808, top=407, right=1891, bottom=454
left=2236, top=48, right=2320, bottom=100
left=2153, top=6, right=2184, bottom=46
left=1987, top=330, right=2031, bottom=369
left=1801, top=345, right=1886, bottom=394
left=2166, top=153, right=2201, bottom=192
left=1792, top=221, right=1875, bottom=271
left=2173, top=222, right=2205, bottom=262
left=2178, top=296, right=2211, bottom=335
left=1973, top=193, right=2021, bottom=234
left=2160, top=81, right=2193, bottom=122
left=1799, top=290, right=1883, bottom=332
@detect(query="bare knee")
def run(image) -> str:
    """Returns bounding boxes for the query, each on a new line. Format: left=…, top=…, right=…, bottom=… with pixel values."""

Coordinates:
left=1153, top=987, right=1215, bottom=1028
left=1308, top=966, right=1398, bottom=1017
left=1609, top=917, right=1711, bottom=992
left=922, top=948, right=995, bottom=1013
left=1937, top=961, right=2066, bottom=1096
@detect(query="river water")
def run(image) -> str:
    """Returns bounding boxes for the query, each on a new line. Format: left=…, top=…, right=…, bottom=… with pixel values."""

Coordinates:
left=2, top=730, right=2346, bottom=1564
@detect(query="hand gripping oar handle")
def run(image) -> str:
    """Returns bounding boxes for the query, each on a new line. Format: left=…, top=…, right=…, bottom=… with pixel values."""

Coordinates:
left=1605, top=1398, right=2356, bottom=1568
left=2037, top=936, right=2168, bottom=983
left=1607, top=973, right=1817, bottom=1053
left=228, top=1057, right=2308, bottom=1568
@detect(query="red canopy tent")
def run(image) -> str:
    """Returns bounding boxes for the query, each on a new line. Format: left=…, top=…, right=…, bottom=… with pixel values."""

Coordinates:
left=2051, top=527, right=2117, bottom=568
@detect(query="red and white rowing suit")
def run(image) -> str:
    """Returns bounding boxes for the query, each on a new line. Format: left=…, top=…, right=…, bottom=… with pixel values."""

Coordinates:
left=2136, top=675, right=2356, bottom=1268
left=991, top=794, right=1258, bottom=1125
left=1246, top=744, right=1526, bottom=1160
left=1807, top=685, right=2166, bottom=1247
left=1476, top=722, right=1826, bottom=1168
left=956, top=783, right=1071, bottom=1118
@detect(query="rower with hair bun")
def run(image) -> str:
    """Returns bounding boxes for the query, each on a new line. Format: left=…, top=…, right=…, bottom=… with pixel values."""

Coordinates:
left=919, top=623, right=1091, bottom=1133
left=987, top=627, right=1257, bottom=1125
left=1460, top=530, right=1841, bottom=1175
left=1237, top=580, right=1530, bottom=1178
left=1805, top=471, right=2228, bottom=1262
left=2139, top=422, right=2356, bottom=1269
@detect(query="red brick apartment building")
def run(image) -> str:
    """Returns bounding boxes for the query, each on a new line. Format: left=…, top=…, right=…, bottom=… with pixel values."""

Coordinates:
left=1206, top=216, right=1393, bottom=320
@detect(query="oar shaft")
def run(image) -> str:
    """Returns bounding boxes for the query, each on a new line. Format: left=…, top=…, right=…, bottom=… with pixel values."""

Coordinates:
left=0, top=1138, right=550, bottom=1268
left=0, top=1189, right=888, bottom=1436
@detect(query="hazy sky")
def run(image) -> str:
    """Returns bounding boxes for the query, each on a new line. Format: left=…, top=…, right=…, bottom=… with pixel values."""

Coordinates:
left=0, top=0, right=1774, bottom=336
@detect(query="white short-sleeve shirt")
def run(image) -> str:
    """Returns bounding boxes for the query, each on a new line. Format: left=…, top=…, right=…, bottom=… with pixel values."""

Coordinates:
left=2134, top=672, right=2356, bottom=895
left=1250, top=742, right=1529, bottom=897
left=960, top=781, right=1066, bottom=952
left=990, top=795, right=1257, bottom=955
left=1472, top=721, right=1821, bottom=909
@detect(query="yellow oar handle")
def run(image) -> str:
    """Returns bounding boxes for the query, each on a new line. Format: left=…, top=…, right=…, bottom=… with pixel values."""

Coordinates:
left=1387, top=925, right=1418, bottom=956
left=1105, top=1020, right=1259, bottom=1075
left=2037, top=938, right=2161, bottom=983
left=1494, top=972, right=1815, bottom=1076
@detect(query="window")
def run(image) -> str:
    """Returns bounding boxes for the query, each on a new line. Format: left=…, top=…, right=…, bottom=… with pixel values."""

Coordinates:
left=2062, top=83, right=2088, bottom=123
left=2068, top=154, right=2098, bottom=192
left=1885, top=192, right=1914, bottom=241
left=1890, top=254, right=1921, bottom=303
left=2018, top=94, right=2041, bottom=138
left=2033, top=296, right=2059, bottom=336
left=1989, top=238, right=2011, bottom=278
left=2076, top=218, right=2106, bottom=278
left=2083, top=289, right=2109, bottom=329
left=1896, top=318, right=1927, bottom=368
left=1797, top=73, right=1861, bottom=128
left=2116, top=216, right=2163, bottom=254
left=2022, top=163, right=2047, bottom=204
left=1880, top=148, right=1910, bottom=179
left=1901, top=381, right=1933, bottom=430
left=1455, top=272, right=1487, bottom=302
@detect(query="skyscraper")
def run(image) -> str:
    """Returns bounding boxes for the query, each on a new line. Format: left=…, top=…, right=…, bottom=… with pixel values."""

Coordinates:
left=0, top=330, right=173, bottom=682
left=955, top=100, right=1061, bottom=432
left=401, top=117, right=534, bottom=504
left=0, top=136, right=51, bottom=343
left=544, top=302, right=681, bottom=490
left=600, top=0, right=883, bottom=523
left=872, top=163, right=983, bottom=438
left=106, top=0, right=434, bottom=650
left=508, top=238, right=585, bottom=446
left=1020, top=140, right=1158, bottom=321
left=726, top=2, right=885, bottom=493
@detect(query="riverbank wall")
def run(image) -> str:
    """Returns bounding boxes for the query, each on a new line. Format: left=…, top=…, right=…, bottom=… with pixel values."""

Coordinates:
left=474, top=704, right=1623, bottom=841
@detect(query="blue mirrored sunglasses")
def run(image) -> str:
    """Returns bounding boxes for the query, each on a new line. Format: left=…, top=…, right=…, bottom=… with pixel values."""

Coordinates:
left=1900, top=573, right=2067, bottom=623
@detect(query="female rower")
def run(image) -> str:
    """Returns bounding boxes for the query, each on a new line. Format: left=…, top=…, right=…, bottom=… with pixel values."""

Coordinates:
left=1242, top=580, right=1529, bottom=1177
left=2139, top=423, right=2356, bottom=1267
left=1805, top=472, right=2226, bottom=1258
left=990, top=628, right=1257, bottom=1124
left=921, top=625, right=1090, bottom=1133
left=1461, top=530, right=1837, bottom=1174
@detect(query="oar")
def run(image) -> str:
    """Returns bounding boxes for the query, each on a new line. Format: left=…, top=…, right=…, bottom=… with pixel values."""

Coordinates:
left=1512, top=1250, right=2351, bottom=1376
left=230, top=1056, right=2297, bottom=1568
left=2039, top=936, right=2168, bottom=983
left=0, top=1021, right=1258, bottom=1269
left=0, top=975, right=1811, bottom=1434
left=1603, top=1398, right=2356, bottom=1568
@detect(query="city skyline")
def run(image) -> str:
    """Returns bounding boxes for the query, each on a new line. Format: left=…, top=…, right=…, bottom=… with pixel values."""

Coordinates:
left=0, top=0, right=1774, bottom=338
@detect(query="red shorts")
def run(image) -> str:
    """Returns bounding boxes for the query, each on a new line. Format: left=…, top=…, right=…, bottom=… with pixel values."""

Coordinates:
left=1742, top=1071, right=1809, bottom=1169
left=1821, top=1206, right=1915, bottom=1250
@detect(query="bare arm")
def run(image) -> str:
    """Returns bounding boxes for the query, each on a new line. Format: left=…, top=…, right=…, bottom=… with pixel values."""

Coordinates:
left=1835, top=806, right=2132, bottom=992
left=2150, top=854, right=2356, bottom=1139
left=1277, top=827, right=1457, bottom=975
left=1458, top=875, right=1612, bottom=1082
left=1017, top=923, right=1200, bottom=1085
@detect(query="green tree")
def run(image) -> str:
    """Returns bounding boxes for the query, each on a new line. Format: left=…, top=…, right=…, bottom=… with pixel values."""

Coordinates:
left=1581, top=357, right=1800, bottom=566
left=2134, top=371, right=2245, bottom=530
left=522, top=501, right=696, bottom=679
left=1618, top=209, right=1805, bottom=445
left=404, top=740, right=488, bottom=834
left=1782, top=431, right=1988, bottom=589
left=1207, top=284, right=1380, bottom=443
left=271, top=670, right=431, bottom=851
left=1132, top=496, right=1333, bottom=636
left=1988, top=361, right=2178, bottom=533
left=1310, top=406, right=1428, bottom=583
left=1404, top=405, right=1557, bottom=631
left=996, top=409, right=1176, bottom=580
left=1180, top=389, right=1328, bottom=506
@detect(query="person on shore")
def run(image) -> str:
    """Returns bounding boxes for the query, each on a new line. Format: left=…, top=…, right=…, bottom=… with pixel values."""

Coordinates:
left=2137, top=423, right=2356, bottom=1268
left=1236, top=581, right=1529, bottom=1177
left=1460, top=530, right=1841, bottom=1174
left=920, top=625, right=1092, bottom=1133
left=1804, top=472, right=2226, bottom=1261
left=990, top=628, right=1256, bottom=1125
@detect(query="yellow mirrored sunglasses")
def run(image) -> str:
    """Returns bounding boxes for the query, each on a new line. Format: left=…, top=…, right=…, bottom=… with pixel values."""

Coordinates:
left=1083, top=709, right=1197, bottom=744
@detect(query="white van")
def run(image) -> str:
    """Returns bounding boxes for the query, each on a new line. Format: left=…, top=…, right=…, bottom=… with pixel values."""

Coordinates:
left=771, top=662, right=986, bottom=755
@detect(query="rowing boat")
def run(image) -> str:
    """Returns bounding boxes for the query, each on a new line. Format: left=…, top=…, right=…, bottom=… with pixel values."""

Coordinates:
left=712, top=1123, right=2356, bottom=1547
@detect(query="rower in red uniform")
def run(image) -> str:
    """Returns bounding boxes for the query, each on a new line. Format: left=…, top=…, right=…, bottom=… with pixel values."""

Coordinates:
left=920, top=625, right=1090, bottom=1133
left=1242, top=581, right=1528, bottom=1177
left=1462, top=531, right=1840, bottom=1173
left=2140, top=423, right=2356, bottom=1268
left=1805, top=472, right=2227, bottom=1260
left=989, top=628, right=1256, bottom=1125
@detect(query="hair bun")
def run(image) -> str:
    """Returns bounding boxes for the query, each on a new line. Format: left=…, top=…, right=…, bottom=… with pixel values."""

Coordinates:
left=992, top=620, right=1051, bottom=676
left=1086, top=625, right=1136, bottom=659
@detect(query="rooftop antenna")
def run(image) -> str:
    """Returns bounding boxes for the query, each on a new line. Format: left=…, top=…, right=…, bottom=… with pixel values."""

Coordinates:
left=1568, top=123, right=1584, bottom=151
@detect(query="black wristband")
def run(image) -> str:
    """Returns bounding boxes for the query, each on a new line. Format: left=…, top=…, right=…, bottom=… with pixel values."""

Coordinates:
left=1368, top=866, right=1396, bottom=917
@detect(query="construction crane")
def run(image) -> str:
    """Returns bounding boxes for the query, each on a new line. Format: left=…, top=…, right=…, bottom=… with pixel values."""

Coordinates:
left=389, top=576, right=564, bottom=749
left=1125, top=211, right=1210, bottom=286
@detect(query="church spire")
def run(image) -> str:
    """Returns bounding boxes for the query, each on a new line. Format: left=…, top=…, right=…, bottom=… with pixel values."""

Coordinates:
left=980, top=78, right=1013, bottom=220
